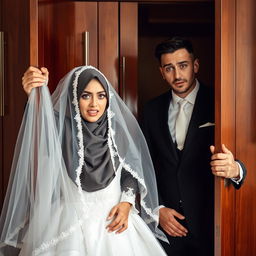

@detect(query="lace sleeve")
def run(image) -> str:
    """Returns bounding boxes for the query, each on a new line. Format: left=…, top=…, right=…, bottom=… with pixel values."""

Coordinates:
left=120, top=170, right=139, bottom=213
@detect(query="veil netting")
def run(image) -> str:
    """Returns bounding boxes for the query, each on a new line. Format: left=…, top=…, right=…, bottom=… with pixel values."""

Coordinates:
left=0, top=66, right=167, bottom=255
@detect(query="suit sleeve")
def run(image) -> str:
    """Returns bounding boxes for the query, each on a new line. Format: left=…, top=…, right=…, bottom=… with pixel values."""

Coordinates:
left=230, top=159, right=247, bottom=189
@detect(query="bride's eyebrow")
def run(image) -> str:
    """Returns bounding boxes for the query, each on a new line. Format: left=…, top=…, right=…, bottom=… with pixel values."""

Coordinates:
left=82, top=90, right=106, bottom=94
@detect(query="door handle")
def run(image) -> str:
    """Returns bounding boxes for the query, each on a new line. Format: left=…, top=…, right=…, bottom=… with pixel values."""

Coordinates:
left=122, top=56, right=126, bottom=100
left=83, top=31, right=89, bottom=66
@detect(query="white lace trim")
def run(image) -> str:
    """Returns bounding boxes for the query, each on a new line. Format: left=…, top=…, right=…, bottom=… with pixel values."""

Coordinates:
left=33, top=219, right=84, bottom=256
left=71, top=67, right=87, bottom=209
left=107, top=109, right=117, bottom=169
left=120, top=187, right=139, bottom=214
left=123, top=187, right=135, bottom=198
left=121, top=187, right=136, bottom=204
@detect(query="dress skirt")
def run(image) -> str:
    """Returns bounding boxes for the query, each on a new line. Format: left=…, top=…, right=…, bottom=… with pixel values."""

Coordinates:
left=19, top=167, right=166, bottom=256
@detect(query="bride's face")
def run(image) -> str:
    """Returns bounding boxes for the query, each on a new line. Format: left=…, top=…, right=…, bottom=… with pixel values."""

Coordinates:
left=79, top=79, right=108, bottom=122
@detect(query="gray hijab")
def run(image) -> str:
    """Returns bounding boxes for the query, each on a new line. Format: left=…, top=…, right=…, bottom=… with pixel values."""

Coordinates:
left=75, top=69, right=115, bottom=192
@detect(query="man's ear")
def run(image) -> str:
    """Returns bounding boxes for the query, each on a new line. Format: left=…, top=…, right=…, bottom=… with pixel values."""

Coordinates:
left=194, top=58, right=199, bottom=74
left=159, top=66, right=165, bottom=80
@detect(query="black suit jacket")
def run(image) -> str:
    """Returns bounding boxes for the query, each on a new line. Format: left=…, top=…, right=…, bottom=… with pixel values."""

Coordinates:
left=142, top=84, right=246, bottom=245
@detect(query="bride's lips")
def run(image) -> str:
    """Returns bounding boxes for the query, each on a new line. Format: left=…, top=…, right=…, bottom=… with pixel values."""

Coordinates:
left=87, top=110, right=99, bottom=116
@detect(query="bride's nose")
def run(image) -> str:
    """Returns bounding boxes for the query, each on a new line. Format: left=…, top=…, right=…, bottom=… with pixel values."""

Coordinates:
left=89, top=96, right=98, bottom=107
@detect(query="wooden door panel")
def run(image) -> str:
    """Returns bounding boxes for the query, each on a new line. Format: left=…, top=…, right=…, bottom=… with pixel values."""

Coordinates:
left=38, top=1, right=98, bottom=92
left=0, top=2, right=3, bottom=208
left=120, top=2, right=138, bottom=116
left=235, top=0, right=256, bottom=254
left=98, top=2, right=119, bottom=91
left=215, top=0, right=256, bottom=255
left=215, top=0, right=236, bottom=254
left=0, top=0, right=33, bottom=209
left=0, top=118, right=3, bottom=208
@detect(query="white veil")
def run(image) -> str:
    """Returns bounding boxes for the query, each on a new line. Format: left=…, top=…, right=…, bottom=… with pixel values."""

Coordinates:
left=0, top=66, right=167, bottom=255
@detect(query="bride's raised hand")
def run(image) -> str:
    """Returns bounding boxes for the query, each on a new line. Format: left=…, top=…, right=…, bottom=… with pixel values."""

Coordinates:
left=22, top=66, right=49, bottom=96
left=106, top=202, right=132, bottom=234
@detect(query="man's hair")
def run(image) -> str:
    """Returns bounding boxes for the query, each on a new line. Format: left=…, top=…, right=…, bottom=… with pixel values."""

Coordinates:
left=154, top=37, right=194, bottom=63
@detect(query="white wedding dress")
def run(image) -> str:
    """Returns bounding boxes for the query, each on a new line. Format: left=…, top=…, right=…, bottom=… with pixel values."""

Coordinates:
left=19, top=165, right=166, bottom=256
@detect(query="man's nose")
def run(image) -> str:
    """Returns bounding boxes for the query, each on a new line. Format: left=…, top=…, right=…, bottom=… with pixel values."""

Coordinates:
left=174, top=68, right=181, bottom=79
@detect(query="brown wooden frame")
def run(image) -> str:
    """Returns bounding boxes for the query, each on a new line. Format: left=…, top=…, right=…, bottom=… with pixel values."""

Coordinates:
left=215, top=0, right=256, bottom=255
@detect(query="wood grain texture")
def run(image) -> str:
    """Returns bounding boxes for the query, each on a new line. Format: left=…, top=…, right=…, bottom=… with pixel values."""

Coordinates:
left=98, top=2, right=119, bottom=91
left=215, top=0, right=236, bottom=255
left=120, top=2, right=138, bottom=116
left=235, top=0, right=256, bottom=254
left=0, top=118, right=2, bottom=208
left=30, top=0, right=38, bottom=65
left=0, top=0, right=3, bottom=209
left=38, top=1, right=98, bottom=92
left=215, top=0, right=256, bottom=255
left=0, top=0, right=32, bottom=209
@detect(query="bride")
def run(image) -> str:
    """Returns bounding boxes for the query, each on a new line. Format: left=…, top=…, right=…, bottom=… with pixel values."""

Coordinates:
left=0, top=66, right=168, bottom=255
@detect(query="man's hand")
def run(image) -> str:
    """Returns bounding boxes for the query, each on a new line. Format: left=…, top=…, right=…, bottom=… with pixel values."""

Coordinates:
left=210, top=144, right=240, bottom=179
left=22, top=66, right=49, bottom=96
left=159, top=207, right=188, bottom=237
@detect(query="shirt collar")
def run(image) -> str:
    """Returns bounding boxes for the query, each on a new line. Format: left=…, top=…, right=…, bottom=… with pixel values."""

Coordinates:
left=171, top=79, right=200, bottom=106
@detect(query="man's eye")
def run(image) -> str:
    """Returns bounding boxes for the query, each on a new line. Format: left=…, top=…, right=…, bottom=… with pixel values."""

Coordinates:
left=180, top=64, right=188, bottom=69
left=165, top=66, right=173, bottom=72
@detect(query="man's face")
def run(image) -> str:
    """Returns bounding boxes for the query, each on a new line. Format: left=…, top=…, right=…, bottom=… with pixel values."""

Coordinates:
left=159, top=48, right=199, bottom=98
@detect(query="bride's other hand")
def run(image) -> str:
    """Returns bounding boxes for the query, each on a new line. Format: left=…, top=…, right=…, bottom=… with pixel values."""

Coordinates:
left=106, top=202, right=132, bottom=234
left=22, top=66, right=49, bottom=96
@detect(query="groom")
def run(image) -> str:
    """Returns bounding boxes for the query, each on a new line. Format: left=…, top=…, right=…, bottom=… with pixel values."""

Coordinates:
left=142, top=37, right=246, bottom=256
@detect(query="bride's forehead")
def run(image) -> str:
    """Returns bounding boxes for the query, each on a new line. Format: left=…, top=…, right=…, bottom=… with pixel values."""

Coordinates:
left=84, top=78, right=106, bottom=91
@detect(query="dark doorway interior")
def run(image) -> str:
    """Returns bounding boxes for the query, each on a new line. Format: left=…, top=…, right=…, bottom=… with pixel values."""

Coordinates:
left=138, top=1, right=215, bottom=119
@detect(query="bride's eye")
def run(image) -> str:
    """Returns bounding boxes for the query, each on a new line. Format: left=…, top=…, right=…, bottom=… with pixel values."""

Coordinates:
left=81, top=93, right=91, bottom=99
left=98, top=93, right=106, bottom=99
